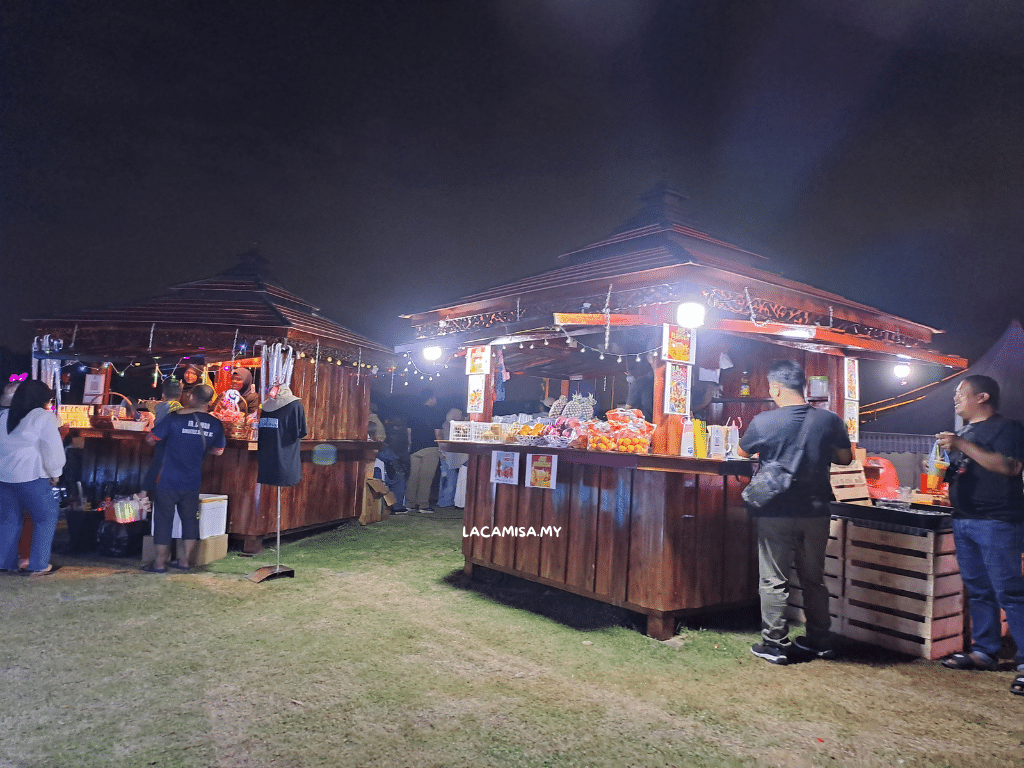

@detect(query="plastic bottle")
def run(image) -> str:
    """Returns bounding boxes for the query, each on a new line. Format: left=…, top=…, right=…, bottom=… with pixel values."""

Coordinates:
left=739, top=371, right=751, bottom=398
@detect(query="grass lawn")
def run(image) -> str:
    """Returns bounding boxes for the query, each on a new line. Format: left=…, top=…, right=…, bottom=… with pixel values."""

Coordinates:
left=0, top=509, right=1020, bottom=768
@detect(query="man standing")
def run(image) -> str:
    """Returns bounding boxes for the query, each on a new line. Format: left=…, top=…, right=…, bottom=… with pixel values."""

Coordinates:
left=738, top=360, right=852, bottom=665
left=935, top=375, right=1024, bottom=697
left=406, top=388, right=443, bottom=513
left=143, top=384, right=225, bottom=573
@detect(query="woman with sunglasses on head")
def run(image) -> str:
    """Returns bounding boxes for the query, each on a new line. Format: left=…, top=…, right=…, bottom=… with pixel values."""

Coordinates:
left=0, top=380, right=66, bottom=576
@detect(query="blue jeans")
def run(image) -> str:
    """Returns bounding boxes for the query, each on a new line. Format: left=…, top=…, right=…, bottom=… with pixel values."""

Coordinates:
left=437, top=452, right=459, bottom=508
left=375, top=446, right=407, bottom=510
left=0, top=478, right=60, bottom=572
left=953, top=517, right=1024, bottom=665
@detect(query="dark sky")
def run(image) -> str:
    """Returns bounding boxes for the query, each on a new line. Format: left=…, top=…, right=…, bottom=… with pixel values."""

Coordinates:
left=3, top=0, right=1022, bottom=397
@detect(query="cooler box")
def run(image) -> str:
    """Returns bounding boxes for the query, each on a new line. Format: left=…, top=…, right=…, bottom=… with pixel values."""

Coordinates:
left=152, top=493, right=228, bottom=540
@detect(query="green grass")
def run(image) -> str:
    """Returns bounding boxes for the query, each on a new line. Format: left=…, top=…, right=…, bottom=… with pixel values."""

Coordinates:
left=0, top=511, right=1021, bottom=767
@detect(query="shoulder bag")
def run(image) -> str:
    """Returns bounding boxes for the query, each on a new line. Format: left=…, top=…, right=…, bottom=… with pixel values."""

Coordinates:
left=741, top=408, right=818, bottom=509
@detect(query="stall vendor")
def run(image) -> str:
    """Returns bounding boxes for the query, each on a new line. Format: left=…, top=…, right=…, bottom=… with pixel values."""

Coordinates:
left=212, top=368, right=260, bottom=414
left=180, top=364, right=213, bottom=406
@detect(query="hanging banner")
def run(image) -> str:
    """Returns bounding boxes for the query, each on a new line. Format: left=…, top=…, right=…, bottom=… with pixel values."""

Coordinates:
left=661, top=324, right=697, bottom=364
left=467, top=374, right=486, bottom=414
left=664, top=362, right=692, bottom=416
left=465, top=346, right=491, bottom=375
left=844, top=358, right=859, bottom=401
left=490, top=450, right=520, bottom=485
left=525, top=453, right=558, bottom=489
left=844, top=399, right=860, bottom=444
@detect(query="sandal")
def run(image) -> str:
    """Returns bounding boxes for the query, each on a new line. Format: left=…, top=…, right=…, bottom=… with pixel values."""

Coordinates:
left=1012, top=675, right=1024, bottom=696
left=942, top=651, right=997, bottom=671
left=167, top=561, right=190, bottom=572
left=27, top=565, right=60, bottom=577
left=140, top=563, right=167, bottom=574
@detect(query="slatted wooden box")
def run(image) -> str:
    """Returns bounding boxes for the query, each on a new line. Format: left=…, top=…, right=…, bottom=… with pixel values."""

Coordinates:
left=784, top=517, right=845, bottom=625
left=840, top=522, right=963, bottom=660
left=829, top=460, right=872, bottom=505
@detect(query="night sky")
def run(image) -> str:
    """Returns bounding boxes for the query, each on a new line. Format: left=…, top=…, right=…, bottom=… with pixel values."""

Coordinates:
left=3, top=1, right=1022, bottom=401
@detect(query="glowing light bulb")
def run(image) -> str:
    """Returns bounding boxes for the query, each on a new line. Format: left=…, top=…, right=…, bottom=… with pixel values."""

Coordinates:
left=599, top=353, right=605, bottom=360
left=636, top=355, right=641, bottom=362
left=422, top=346, right=443, bottom=361
left=617, top=356, right=622, bottom=363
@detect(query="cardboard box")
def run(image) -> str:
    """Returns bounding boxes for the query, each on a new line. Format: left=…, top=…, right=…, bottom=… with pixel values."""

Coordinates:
left=360, top=478, right=396, bottom=525
left=142, top=533, right=229, bottom=567
left=152, top=493, right=228, bottom=540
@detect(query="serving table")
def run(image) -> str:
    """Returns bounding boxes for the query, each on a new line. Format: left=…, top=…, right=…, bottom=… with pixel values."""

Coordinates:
left=444, top=440, right=756, bottom=640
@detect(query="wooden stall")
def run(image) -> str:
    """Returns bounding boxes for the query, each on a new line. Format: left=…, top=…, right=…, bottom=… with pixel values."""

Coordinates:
left=405, top=187, right=967, bottom=638
left=27, top=253, right=396, bottom=552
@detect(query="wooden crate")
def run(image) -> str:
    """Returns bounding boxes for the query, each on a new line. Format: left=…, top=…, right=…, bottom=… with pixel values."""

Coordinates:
left=830, top=460, right=872, bottom=505
left=840, top=522, right=963, bottom=660
left=785, top=517, right=845, bottom=625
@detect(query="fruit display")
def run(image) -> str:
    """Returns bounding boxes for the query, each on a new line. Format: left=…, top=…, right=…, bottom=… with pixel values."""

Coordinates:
left=497, top=407, right=656, bottom=453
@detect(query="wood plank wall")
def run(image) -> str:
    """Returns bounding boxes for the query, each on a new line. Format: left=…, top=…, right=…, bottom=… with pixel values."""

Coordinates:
left=72, top=436, right=373, bottom=540
left=462, top=453, right=757, bottom=614
left=289, top=357, right=370, bottom=440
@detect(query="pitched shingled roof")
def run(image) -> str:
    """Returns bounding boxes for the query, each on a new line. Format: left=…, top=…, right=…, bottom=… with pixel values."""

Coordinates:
left=27, top=251, right=392, bottom=356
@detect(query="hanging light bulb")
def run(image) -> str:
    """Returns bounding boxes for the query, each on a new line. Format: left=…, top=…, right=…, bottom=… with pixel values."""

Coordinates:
left=617, top=356, right=622, bottom=363
left=599, top=353, right=605, bottom=360
left=544, top=339, right=549, bottom=345
left=529, top=343, right=535, bottom=349
left=635, top=355, right=641, bottom=362
left=519, top=342, right=524, bottom=349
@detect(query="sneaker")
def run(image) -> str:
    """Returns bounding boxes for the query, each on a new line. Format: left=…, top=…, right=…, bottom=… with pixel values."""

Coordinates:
left=419, top=507, right=434, bottom=513
left=793, top=636, right=837, bottom=660
left=751, top=642, right=789, bottom=665
left=391, top=507, right=408, bottom=515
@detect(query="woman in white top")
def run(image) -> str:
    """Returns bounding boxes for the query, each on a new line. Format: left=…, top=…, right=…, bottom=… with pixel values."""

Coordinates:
left=0, top=380, right=66, bottom=575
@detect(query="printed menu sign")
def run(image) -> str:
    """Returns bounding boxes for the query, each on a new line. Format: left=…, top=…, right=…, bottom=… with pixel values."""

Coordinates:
left=466, top=346, right=491, bottom=375
left=490, top=450, right=520, bottom=485
left=844, top=358, right=859, bottom=401
left=467, top=374, right=486, bottom=414
left=664, top=362, right=692, bottom=416
left=661, top=324, right=697, bottom=364
left=525, top=454, right=558, bottom=489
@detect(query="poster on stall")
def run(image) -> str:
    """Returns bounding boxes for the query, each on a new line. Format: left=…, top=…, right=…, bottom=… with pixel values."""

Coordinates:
left=490, top=450, right=520, bottom=485
left=467, top=374, right=486, bottom=414
left=83, top=373, right=105, bottom=404
left=844, top=358, right=859, bottom=401
left=465, top=346, right=491, bottom=375
left=661, top=324, right=697, bottom=364
left=844, top=399, right=860, bottom=444
left=664, top=362, right=692, bottom=415
left=525, top=453, right=558, bottom=489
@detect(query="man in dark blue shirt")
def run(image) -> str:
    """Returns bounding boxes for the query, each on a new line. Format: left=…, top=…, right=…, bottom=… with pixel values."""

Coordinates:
left=144, top=384, right=226, bottom=573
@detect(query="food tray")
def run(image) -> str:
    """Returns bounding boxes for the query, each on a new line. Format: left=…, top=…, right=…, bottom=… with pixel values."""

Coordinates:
left=514, top=435, right=544, bottom=446
left=542, top=436, right=572, bottom=448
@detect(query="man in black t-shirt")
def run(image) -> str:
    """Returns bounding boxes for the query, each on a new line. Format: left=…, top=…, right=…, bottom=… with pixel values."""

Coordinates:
left=935, top=375, right=1024, bottom=696
left=738, top=360, right=852, bottom=665
left=406, top=388, right=444, bottom=513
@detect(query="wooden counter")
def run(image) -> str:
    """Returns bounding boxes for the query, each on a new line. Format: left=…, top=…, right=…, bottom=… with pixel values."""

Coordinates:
left=442, top=441, right=756, bottom=639
left=68, top=428, right=378, bottom=552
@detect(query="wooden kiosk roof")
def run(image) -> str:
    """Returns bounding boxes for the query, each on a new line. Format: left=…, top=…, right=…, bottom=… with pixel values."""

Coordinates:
left=400, top=186, right=966, bottom=376
left=26, top=252, right=394, bottom=365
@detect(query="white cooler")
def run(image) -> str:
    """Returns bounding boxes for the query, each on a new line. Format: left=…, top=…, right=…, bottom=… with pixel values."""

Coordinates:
left=152, top=493, right=228, bottom=540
